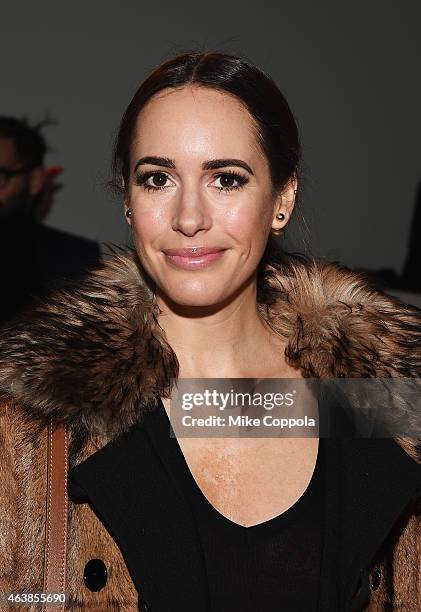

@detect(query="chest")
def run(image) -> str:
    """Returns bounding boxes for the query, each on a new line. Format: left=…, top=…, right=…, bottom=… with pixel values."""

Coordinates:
left=161, top=395, right=319, bottom=527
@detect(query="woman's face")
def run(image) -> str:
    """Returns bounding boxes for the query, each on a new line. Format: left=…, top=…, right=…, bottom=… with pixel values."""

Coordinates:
left=125, top=85, right=294, bottom=308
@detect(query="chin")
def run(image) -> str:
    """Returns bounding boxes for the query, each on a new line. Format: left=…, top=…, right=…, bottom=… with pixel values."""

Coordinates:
left=157, top=280, right=230, bottom=309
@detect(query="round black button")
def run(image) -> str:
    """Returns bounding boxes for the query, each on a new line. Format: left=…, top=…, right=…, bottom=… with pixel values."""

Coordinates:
left=83, top=558, right=108, bottom=592
left=370, top=566, right=381, bottom=591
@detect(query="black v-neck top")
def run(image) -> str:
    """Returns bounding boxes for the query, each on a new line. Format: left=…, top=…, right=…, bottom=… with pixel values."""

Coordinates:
left=141, top=400, right=326, bottom=612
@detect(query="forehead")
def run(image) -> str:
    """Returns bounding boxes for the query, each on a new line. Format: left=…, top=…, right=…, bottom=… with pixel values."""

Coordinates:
left=0, top=138, right=18, bottom=166
left=131, top=86, right=261, bottom=162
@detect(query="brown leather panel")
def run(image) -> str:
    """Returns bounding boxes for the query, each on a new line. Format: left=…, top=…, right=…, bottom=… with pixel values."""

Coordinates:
left=43, top=419, right=68, bottom=612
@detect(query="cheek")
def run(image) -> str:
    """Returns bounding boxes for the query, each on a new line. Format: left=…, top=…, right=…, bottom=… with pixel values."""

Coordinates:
left=131, top=204, right=167, bottom=246
left=218, top=197, right=271, bottom=245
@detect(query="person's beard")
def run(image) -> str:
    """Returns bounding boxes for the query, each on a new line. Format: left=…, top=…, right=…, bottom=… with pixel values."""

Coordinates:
left=0, top=180, right=36, bottom=224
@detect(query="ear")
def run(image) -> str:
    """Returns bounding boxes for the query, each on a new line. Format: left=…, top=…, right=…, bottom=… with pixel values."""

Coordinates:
left=121, top=177, right=132, bottom=225
left=123, top=197, right=132, bottom=226
left=28, top=166, right=47, bottom=197
left=271, top=174, right=298, bottom=233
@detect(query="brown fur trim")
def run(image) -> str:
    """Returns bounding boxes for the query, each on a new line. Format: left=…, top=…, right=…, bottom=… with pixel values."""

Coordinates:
left=0, top=247, right=179, bottom=442
left=0, top=247, right=420, bottom=453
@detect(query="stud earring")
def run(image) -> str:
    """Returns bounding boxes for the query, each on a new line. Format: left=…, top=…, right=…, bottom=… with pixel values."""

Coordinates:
left=271, top=211, right=286, bottom=236
left=125, top=209, right=132, bottom=218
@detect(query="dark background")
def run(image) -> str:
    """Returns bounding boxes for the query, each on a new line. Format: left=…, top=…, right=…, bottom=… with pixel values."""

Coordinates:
left=2, top=1, right=420, bottom=276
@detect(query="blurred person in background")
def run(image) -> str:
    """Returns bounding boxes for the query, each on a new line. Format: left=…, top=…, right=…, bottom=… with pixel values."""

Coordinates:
left=0, top=116, right=101, bottom=323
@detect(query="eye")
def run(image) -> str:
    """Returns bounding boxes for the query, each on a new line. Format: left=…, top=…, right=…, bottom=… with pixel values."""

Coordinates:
left=212, top=171, right=248, bottom=193
left=134, top=171, right=173, bottom=191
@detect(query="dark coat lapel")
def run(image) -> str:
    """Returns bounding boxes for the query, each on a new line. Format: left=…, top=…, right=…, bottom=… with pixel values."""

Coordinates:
left=335, top=436, right=421, bottom=610
left=318, top=395, right=421, bottom=611
left=67, top=398, right=209, bottom=611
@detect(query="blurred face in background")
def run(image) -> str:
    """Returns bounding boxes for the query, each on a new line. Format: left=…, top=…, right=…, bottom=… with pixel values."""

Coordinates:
left=124, top=85, right=295, bottom=310
left=0, top=137, right=44, bottom=220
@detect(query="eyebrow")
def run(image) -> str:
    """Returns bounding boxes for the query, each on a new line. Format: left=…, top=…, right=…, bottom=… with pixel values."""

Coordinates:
left=133, top=156, right=254, bottom=175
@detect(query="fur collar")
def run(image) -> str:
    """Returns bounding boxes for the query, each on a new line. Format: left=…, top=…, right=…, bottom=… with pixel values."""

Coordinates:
left=0, top=246, right=420, bottom=459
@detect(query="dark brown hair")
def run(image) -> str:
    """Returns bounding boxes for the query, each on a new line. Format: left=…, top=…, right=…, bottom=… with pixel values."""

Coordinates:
left=0, top=116, right=50, bottom=168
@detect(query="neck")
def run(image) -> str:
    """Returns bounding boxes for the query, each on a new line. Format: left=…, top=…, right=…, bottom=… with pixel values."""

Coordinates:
left=155, top=281, right=289, bottom=379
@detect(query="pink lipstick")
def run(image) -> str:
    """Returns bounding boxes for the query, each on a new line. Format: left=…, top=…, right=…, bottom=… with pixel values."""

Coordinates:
left=162, top=246, right=227, bottom=270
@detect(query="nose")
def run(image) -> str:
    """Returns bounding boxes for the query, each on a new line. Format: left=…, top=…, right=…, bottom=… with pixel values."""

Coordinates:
left=171, top=185, right=211, bottom=236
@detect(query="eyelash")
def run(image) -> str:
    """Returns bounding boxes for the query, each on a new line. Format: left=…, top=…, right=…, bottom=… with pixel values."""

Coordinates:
left=134, top=170, right=249, bottom=193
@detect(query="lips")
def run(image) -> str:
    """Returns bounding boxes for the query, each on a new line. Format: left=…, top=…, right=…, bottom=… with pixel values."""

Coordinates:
left=162, top=246, right=227, bottom=270
left=162, top=247, right=226, bottom=256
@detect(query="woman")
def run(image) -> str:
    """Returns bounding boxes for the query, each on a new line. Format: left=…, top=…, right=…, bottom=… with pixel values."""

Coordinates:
left=0, top=51, right=420, bottom=612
